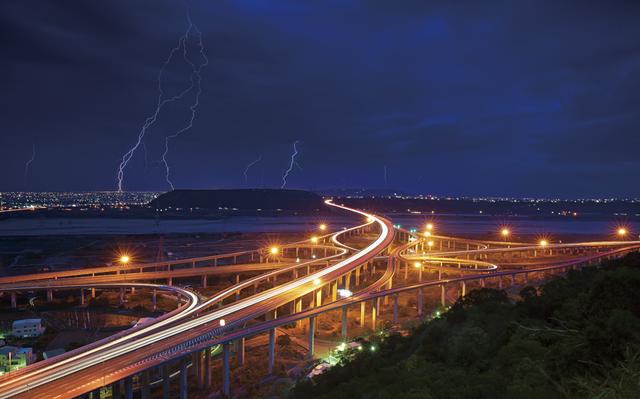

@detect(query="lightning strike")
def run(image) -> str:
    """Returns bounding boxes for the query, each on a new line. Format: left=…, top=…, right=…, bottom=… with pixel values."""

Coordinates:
left=281, top=140, right=301, bottom=189
left=243, top=155, right=262, bottom=184
left=23, top=144, right=35, bottom=188
left=116, top=10, right=206, bottom=192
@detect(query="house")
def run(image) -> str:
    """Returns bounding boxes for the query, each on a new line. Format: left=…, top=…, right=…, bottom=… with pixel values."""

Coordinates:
left=12, top=319, right=45, bottom=338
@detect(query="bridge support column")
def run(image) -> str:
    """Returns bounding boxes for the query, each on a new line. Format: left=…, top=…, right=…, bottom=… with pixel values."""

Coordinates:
left=237, top=337, right=245, bottom=366
left=268, top=328, right=276, bottom=374
left=141, top=369, right=151, bottom=399
left=356, top=267, right=361, bottom=285
left=179, top=358, right=188, bottom=399
left=341, top=305, right=348, bottom=340
left=235, top=274, right=241, bottom=300
left=404, top=261, right=408, bottom=280
left=295, top=298, right=303, bottom=327
left=371, top=299, right=377, bottom=330
left=393, top=294, right=399, bottom=324
left=360, top=301, right=365, bottom=327
left=461, top=282, right=466, bottom=297
left=331, top=280, right=337, bottom=302
left=498, top=277, right=503, bottom=289
left=152, top=289, right=157, bottom=311
left=510, top=274, right=515, bottom=286
left=481, top=278, right=485, bottom=288
left=308, top=316, right=316, bottom=359
left=205, top=347, right=212, bottom=388
left=47, top=289, right=53, bottom=302
left=168, top=277, right=173, bottom=286
left=438, top=270, right=442, bottom=280
left=222, top=342, right=231, bottom=397
left=417, top=288, right=423, bottom=316
left=80, top=289, right=85, bottom=305
left=162, top=364, right=170, bottom=399
left=112, top=380, right=122, bottom=399
left=201, top=275, right=207, bottom=288
left=441, top=285, right=446, bottom=307
left=10, top=293, right=16, bottom=309
left=315, top=289, right=322, bottom=307
left=91, top=287, right=96, bottom=298
left=124, top=376, right=133, bottom=399
left=131, top=287, right=136, bottom=295
left=119, top=288, right=125, bottom=305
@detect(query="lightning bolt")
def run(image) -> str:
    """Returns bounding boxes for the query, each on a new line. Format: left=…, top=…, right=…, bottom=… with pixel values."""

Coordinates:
left=23, top=144, right=35, bottom=188
left=116, top=10, right=206, bottom=192
left=160, top=16, right=208, bottom=191
left=281, top=140, right=301, bottom=189
left=243, top=155, right=262, bottom=184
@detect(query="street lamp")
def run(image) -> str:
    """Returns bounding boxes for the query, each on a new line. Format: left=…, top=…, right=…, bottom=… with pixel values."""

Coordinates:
left=313, top=278, right=321, bottom=286
left=427, top=241, right=434, bottom=250
left=617, top=228, right=628, bottom=239
left=119, top=255, right=130, bottom=265
left=424, top=231, right=432, bottom=237
left=270, top=246, right=279, bottom=255
left=426, top=223, right=434, bottom=231
left=539, top=240, right=548, bottom=247
left=319, top=223, right=327, bottom=231
left=310, top=236, right=319, bottom=244
left=501, top=228, right=510, bottom=240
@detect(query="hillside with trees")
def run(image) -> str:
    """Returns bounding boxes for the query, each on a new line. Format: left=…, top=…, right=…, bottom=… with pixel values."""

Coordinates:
left=292, top=252, right=640, bottom=399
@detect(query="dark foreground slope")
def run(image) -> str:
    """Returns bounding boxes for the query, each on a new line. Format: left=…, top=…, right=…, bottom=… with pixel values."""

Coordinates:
left=292, top=252, right=640, bottom=399
left=150, top=189, right=325, bottom=211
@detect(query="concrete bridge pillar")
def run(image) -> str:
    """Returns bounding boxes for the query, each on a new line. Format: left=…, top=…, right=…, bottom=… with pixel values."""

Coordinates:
left=141, top=369, right=151, bottom=399
left=341, top=305, right=348, bottom=340
left=440, top=285, right=446, bottom=307
left=331, top=280, right=338, bottom=302
left=308, top=316, right=316, bottom=359
left=461, top=281, right=466, bottom=297
left=80, top=289, right=85, bottom=305
left=201, top=275, right=207, bottom=288
left=511, top=274, right=515, bottom=286
left=47, top=289, right=53, bottom=302
left=204, top=347, right=212, bottom=388
left=221, top=343, right=231, bottom=396
left=371, top=299, right=377, bottom=330
left=360, top=301, right=365, bottom=327
left=124, top=376, right=133, bottom=399
left=498, top=277, right=503, bottom=289
left=179, top=358, right=188, bottom=399
left=91, top=287, right=96, bottom=298
left=11, top=292, right=17, bottom=309
left=237, top=337, right=245, bottom=366
left=356, top=267, right=361, bottom=285
left=112, top=380, right=122, bottom=399
left=417, top=288, right=423, bottom=316
left=119, top=288, right=125, bottom=305
left=268, top=328, right=276, bottom=374
left=167, top=277, right=173, bottom=286
left=315, top=289, right=322, bottom=307
left=393, top=294, right=399, bottom=324
left=152, top=289, right=157, bottom=311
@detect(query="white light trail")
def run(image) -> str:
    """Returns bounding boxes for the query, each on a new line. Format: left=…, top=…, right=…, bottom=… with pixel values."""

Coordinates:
left=243, top=155, right=262, bottom=184
left=281, top=140, right=301, bottom=189
left=116, top=10, right=206, bottom=192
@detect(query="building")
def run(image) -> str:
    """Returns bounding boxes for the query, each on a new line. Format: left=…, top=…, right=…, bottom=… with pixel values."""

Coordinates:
left=12, top=319, right=45, bottom=338
left=0, top=346, right=33, bottom=375
left=43, top=348, right=65, bottom=360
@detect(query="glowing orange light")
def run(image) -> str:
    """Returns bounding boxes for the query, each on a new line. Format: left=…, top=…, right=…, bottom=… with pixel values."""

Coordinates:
left=319, top=224, right=327, bottom=231
left=427, top=241, right=434, bottom=247
left=539, top=240, right=548, bottom=247
left=618, top=228, right=627, bottom=237
left=219, top=319, right=226, bottom=327
left=426, top=223, right=434, bottom=231
left=424, top=231, right=432, bottom=237
left=270, top=246, right=279, bottom=255
left=501, top=228, right=510, bottom=237
left=310, top=236, right=319, bottom=244
left=119, top=255, right=130, bottom=264
left=313, top=278, right=321, bottom=286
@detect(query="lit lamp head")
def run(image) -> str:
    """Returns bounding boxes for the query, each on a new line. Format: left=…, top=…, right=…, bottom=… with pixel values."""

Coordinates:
left=427, top=240, right=434, bottom=248
left=501, top=228, right=510, bottom=237
left=219, top=319, right=226, bottom=327
left=426, top=223, right=434, bottom=231
left=424, top=231, right=432, bottom=237
left=119, top=255, right=131, bottom=264
left=413, top=261, right=422, bottom=268
left=270, top=246, right=279, bottom=255
left=617, top=227, right=627, bottom=237
left=319, top=223, right=327, bottom=231
left=539, top=239, right=548, bottom=247
left=313, top=278, right=321, bottom=286
left=310, top=236, right=319, bottom=244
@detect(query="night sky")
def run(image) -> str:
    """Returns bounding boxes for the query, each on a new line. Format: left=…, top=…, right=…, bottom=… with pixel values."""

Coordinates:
left=2, top=1, right=639, bottom=197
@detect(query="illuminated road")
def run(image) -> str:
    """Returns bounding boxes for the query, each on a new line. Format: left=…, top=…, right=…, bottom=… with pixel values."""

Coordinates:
left=0, top=200, right=638, bottom=398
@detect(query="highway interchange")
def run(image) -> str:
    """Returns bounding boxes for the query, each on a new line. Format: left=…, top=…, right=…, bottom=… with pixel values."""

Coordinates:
left=0, top=199, right=638, bottom=398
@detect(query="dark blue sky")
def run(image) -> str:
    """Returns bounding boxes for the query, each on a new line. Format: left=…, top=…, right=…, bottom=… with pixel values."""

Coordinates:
left=2, top=1, right=639, bottom=197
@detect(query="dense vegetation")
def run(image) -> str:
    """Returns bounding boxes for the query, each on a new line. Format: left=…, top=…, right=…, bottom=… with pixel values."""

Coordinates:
left=292, top=252, right=640, bottom=399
